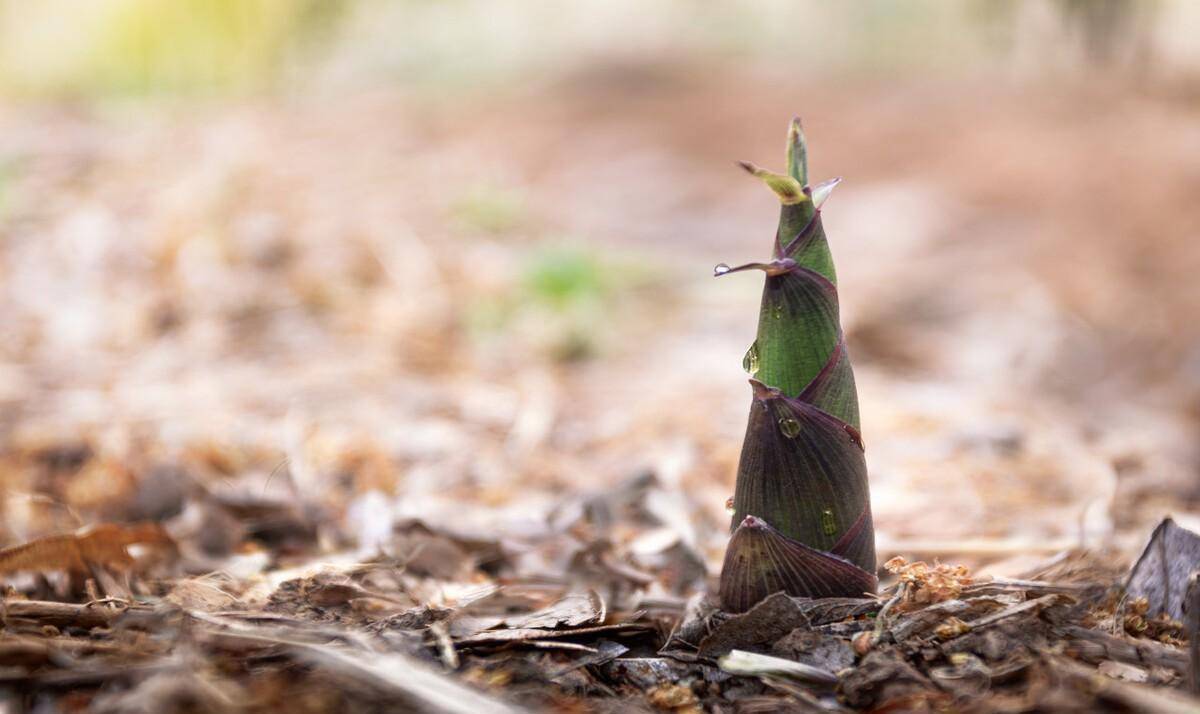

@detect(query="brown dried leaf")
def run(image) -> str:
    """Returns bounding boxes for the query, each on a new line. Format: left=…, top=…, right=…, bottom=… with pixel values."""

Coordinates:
left=0, top=522, right=176, bottom=577
left=697, top=592, right=878, bottom=659
left=646, top=682, right=699, bottom=710
left=165, top=579, right=241, bottom=611
left=884, top=556, right=973, bottom=607
left=499, top=590, right=604, bottom=630
left=455, top=622, right=653, bottom=648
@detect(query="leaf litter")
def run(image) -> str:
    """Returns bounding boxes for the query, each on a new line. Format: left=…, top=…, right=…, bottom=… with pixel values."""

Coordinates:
left=1, top=472, right=1197, bottom=713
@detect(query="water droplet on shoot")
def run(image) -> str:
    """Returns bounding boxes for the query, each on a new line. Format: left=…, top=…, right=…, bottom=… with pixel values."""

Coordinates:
left=821, top=508, right=837, bottom=535
left=742, top=342, right=759, bottom=375
left=713, top=263, right=731, bottom=276
left=772, top=303, right=784, bottom=320
left=778, top=417, right=801, bottom=438
left=725, top=497, right=735, bottom=515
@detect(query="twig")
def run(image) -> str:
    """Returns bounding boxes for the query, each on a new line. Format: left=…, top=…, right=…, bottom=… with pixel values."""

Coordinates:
left=1047, top=656, right=1199, bottom=714
left=963, top=593, right=1064, bottom=631
left=871, top=583, right=907, bottom=645
left=429, top=620, right=459, bottom=670
left=181, top=610, right=521, bottom=713
left=528, top=641, right=597, bottom=653
left=888, top=599, right=978, bottom=642
left=0, top=634, right=137, bottom=659
left=295, top=641, right=523, bottom=714
left=186, top=609, right=360, bottom=647
left=1, top=599, right=132, bottom=629
left=0, top=661, right=177, bottom=688
left=963, top=577, right=1095, bottom=595
left=1059, top=625, right=1189, bottom=675
left=454, top=621, right=653, bottom=648
left=1184, top=572, right=1198, bottom=694
left=718, top=649, right=838, bottom=687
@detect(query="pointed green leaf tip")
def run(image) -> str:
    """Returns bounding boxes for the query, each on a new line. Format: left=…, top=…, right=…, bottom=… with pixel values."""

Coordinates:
left=738, top=161, right=807, bottom=206
left=786, top=117, right=807, bottom=186
left=718, top=120, right=875, bottom=611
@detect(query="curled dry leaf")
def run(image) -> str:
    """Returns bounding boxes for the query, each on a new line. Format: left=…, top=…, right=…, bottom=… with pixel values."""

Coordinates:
left=0, top=522, right=177, bottom=578
left=646, top=682, right=699, bottom=710
left=884, top=556, right=973, bottom=607
left=498, top=590, right=605, bottom=630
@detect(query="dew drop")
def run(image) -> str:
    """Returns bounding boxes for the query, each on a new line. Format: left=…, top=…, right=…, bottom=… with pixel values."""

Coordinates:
left=778, top=417, right=801, bottom=438
left=772, top=302, right=784, bottom=320
left=713, top=263, right=731, bottom=276
left=821, top=508, right=837, bottom=535
left=742, top=342, right=760, bottom=375
left=724, top=497, right=736, bottom=516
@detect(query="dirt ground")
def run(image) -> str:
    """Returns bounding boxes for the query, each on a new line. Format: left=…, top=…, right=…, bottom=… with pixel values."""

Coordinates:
left=0, top=62, right=1198, bottom=711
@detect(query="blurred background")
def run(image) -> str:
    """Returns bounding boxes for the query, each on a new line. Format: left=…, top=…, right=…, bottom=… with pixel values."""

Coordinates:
left=1, top=0, right=1198, bottom=576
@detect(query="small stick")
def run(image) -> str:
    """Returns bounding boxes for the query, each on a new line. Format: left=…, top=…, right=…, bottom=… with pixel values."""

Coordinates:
left=1185, top=572, right=1198, bottom=694
left=1, top=599, right=129, bottom=629
left=1059, top=625, right=1189, bottom=675
left=429, top=621, right=459, bottom=670
left=964, top=593, right=1063, bottom=630
left=963, top=577, right=1094, bottom=594
left=871, top=583, right=907, bottom=645
left=1048, top=656, right=1199, bottom=714
left=718, top=649, right=839, bottom=687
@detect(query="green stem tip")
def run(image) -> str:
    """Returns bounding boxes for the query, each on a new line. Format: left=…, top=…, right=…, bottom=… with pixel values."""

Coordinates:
left=786, top=117, right=807, bottom=186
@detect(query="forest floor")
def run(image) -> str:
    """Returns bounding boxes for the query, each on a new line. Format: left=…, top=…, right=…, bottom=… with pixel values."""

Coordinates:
left=0, top=68, right=1198, bottom=711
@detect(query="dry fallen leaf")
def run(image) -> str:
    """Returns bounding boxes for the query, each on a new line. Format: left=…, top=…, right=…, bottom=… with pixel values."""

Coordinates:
left=647, top=683, right=699, bottom=711
left=885, top=556, right=973, bottom=607
left=0, top=522, right=177, bottom=577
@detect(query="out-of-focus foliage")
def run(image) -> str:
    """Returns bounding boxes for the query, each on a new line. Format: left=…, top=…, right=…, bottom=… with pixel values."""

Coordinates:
left=451, top=184, right=528, bottom=235
left=0, top=0, right=339, bottom=96
left=4, top=1, right=1200, bottom=99
left=522, top=248, right=607, bottom=309
left=466, top=245, right=651, bottom=363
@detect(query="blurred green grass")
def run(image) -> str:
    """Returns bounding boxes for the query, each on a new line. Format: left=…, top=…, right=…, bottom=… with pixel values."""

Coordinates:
left=0, top=0, right=338, bottom=97
left=450, top=184, right=529, bottom=235
left=465, top=244, right=659, bottom=363
left=1, top=1, right=1187, bottom=100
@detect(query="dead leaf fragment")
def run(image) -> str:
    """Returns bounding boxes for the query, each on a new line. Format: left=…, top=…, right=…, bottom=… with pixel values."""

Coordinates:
left=0, top=522, right=176, bottom=577
left=498, top=590, right=604, bottom=630
left=1125, top=517, right=1200, bottom=620
left=885, top=556, right=973, bottom=607
left=934, top=616, right=971, bottom=640
left=647, top=683, right=698, bottom=710
left=165, top=580, right=241, bottom=611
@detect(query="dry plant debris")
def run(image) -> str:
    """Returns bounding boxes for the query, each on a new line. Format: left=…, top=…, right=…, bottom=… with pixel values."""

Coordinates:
left=0, top=505, right=1194, bottom=712
left=882, top=556, right=974, bottom=609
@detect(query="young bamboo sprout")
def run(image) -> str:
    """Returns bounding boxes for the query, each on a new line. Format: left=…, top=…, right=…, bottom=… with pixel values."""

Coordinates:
left=717, top=119, right=876, bottom=612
